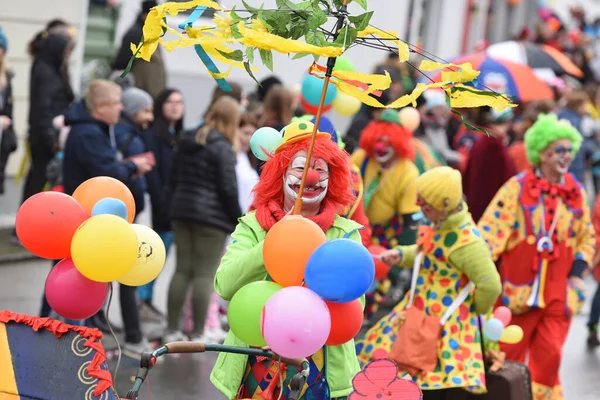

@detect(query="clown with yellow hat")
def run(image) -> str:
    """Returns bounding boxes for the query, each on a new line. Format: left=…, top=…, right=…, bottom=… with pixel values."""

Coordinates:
left=210, top=119, right=365, bottom=399
left=356, top=166, right=501, bottom=396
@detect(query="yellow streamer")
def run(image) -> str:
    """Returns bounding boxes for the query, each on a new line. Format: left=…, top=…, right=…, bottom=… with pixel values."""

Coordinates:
left=358, top=26, right=409, bottom=62
left=446, top=85, right=515, bottom=112
left=419, top=60, right=480, bottom=83
left=237, top=22, right=343, bottom=57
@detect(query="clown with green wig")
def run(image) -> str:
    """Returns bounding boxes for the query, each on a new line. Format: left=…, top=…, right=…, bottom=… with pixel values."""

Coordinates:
left=478, top=114, right=595, bottom=400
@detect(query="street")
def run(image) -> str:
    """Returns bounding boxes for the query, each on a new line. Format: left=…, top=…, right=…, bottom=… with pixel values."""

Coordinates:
left=1, top=251, right=600, bottom=399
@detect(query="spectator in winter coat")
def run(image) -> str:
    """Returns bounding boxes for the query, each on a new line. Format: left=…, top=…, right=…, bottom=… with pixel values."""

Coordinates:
left=112, top=0, right=165, bottom=98
left=140, top=88, right=185, bottom=320
left=0, top=26, right=17, bottom=195
left=61, top=80, right=153, bottom=355
left=114, top=87, right=155, bottom=217
left=164, top=96, right=242, bottom=343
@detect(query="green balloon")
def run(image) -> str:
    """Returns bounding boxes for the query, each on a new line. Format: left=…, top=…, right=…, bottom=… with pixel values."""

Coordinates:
left=228, top=281, right=283, bottom=347
left=334, top=56, right=355, bottom=72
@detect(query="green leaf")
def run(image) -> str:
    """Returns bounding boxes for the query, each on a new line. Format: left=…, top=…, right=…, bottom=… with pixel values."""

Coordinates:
left=333, top=26, right=357, bottom=48
left=289, top=24, right=305, bottom=40
left=263, top=10, right=291, bottom=34
left=292, top=52, right=311, bottom=60
left=245, top=46, right=255, bottom=64
left=216, top=49, right=244, bottom=62
left=244, top=61, right=261, bottom=86
left=259, top=49, right=274, bottom=71
left=241, top=0, right=259, bottom=15
left=305, top=30, right=326, bottom=46
left=349, top=11, right=373, bottom=31
left=231, top=24, right=243, bottom=39
left=295, top=1, right=314, bottom=10
left=308, top=7, right=328, bottom=30
left=354, top=0, right=368, bottom=10
left=230, top=5, right=243, bottom=22
left=276, top=0, right=294, bottom=9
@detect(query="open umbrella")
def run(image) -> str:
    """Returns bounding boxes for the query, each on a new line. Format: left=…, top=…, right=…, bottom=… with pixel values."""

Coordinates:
left=430, top=53, right=553, bottom=103
left=486, top=40, right=583, bottom=78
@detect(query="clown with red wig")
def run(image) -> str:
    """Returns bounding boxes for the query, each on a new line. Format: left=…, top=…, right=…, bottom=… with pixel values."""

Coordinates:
left=210, top=120, right=363, bottom=400
left=351, top=110, right=421, bottom=318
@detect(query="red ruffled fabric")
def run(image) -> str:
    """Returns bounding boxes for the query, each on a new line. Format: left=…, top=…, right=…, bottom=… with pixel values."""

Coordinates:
left=0, top=311, right=113, bottom=397
left=254, top=200, right=338, bottom=233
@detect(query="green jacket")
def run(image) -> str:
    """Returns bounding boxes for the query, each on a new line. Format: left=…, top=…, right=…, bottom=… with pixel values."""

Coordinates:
left=210, top=211, right=363, bottom=399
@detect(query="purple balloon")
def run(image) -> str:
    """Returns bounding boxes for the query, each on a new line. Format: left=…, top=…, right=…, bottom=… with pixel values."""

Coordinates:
left=261, top=286, right=331, bottom=359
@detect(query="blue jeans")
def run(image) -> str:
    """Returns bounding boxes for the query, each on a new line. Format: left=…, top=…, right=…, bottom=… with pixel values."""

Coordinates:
left=137, top=231, right=174, bottom=302
left=588, top=284, right=600, bottom=330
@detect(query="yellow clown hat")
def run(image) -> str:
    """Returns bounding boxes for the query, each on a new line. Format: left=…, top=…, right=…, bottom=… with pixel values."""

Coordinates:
left=416, top=166, right=463, bottom=211
left=276, top=120, right=330, bottom=152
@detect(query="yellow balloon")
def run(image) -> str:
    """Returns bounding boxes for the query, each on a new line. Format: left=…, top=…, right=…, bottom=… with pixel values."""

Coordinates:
left=500, top=325, right=524, bottom=344
left=71, top=214, right=138, bottom=282
left=333, top=92, right=361, bottom=116
left=398, top=107, right=421, bottom=132
left=117, top=224, right=166, bottom=286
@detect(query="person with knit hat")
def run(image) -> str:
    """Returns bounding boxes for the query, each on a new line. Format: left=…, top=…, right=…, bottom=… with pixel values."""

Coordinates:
left=210, top=119, right=363, bottom=400
left=351, top=109, right=421, bottom=320
left=356, top=166, right=501, bottom=398
left=478, top=113, right=595, bottom=400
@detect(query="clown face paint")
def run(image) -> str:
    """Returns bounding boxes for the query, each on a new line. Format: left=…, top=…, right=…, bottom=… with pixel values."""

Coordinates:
left=542, top=138, right=574, bottom=176
left=374, top=136, right=395, bottom=164
left=283, top=151, right=329, bottom=205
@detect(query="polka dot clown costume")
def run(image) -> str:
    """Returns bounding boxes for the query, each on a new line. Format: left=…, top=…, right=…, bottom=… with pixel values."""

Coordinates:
left=351, top=110, right=421, bottom=318
left=478, top=114, right=595, bottom=400
left=356, top=167, right=501, bottom=396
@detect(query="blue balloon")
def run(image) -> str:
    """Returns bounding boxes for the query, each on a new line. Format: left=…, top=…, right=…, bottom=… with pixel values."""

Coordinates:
left=250, top=127, right=283, bottom=161
left=305, top=239, right=375, bottom=303
left=483, top=318, right=505, bottom=342
left=301, top=74, right=338, bottom=107
left=91, top=197, right=128, bottom=220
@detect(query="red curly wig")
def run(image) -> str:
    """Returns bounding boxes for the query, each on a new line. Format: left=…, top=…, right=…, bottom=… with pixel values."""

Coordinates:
left=251, top=136, right=355, bottom=213
left=359, top=120, right=415, bottom=161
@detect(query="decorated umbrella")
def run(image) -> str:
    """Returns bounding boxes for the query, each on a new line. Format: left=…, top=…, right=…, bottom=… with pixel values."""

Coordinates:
left=0, top=311, right=117, bottom=400
left=486, top=40, right=583, bottom=78
left=429, top=54, right=553, bottom=103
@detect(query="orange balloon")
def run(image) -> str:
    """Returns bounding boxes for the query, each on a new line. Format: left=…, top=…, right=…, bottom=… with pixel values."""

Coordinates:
left=263, top=216, right=327, bottom=287
left=15, top=192, right=89, bottom=259
left=398, top=107, right=421, bottom=132
left=72, top=177, right=136, bottom=223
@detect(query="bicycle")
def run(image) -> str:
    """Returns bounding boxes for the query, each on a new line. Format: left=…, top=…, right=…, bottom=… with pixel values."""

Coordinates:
left=124, top=341, right=312, bottom=400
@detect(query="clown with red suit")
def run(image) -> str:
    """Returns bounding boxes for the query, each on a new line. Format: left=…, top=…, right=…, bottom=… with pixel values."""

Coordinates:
left=210, top=120, right=364, bottom=399
left=351, top=110, right=421, bottom=318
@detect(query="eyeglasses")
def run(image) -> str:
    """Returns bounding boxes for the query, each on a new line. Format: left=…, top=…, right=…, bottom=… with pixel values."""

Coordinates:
left=554, top=145, right=573, bottom=155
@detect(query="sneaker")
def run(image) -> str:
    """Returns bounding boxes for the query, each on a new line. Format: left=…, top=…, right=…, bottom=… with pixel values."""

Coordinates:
left=189, top=334, right=208, bottom=343
left=139, top=301, right=166, bottom=323
left=88, top=311, right=123, bottom=334
left=204, top=327, right=228, bottom=344
left=122, top=337, right=151, bottom=359
left=163, top=330, right=187, bottom=344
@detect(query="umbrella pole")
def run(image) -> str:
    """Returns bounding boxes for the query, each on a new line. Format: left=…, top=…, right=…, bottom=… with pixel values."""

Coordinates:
left=292, top=0, right=349, bottom=215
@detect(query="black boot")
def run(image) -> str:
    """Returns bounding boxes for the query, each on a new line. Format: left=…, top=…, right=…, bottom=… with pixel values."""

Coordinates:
left=587, top=326, right=600, bottom=348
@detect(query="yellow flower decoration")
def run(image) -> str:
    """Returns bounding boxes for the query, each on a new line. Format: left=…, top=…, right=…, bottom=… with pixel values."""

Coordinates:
left=214, top=14, right=233, bottom=39
left=250, top=18, right=269, bottom=33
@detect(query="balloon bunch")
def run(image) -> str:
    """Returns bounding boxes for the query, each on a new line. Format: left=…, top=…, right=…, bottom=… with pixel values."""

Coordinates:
left=300, top=56, right=362, bottom=118
left=481, top=306, right=524, bottom=351
left=15, top=177, right=166, bottom=321
left=228, top=216, right=375, bottom=359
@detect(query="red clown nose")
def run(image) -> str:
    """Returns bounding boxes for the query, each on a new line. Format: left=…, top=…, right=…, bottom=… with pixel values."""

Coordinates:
left=306, top=169, right=320, bottom=186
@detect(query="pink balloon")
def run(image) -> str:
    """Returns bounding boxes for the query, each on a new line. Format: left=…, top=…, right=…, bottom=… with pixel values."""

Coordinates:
left=261, top=286, right=331, bottom=359
left=45, top=258, right=108, bottom=320
left=493, top=306, right=512, bottom=327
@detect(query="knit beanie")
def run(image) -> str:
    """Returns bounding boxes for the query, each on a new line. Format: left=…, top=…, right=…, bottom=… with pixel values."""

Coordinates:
left=122, top=87, right=153, bottom=119
left=0, top=26, right=7, bottom=51
left=416, top=166, right=463, bottom=211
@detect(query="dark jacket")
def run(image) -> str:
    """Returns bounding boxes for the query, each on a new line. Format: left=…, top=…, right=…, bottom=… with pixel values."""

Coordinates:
left=62, top=101, right=137, bottom=195
left=147, top=122, right=180, bottom=232
left=114, top=116, right=150, bottom=216
left=170, top=129, right=242, bottom=233
left=29, top=33, right=74, bottom=156
left=0, top=70, right=17, bottom=155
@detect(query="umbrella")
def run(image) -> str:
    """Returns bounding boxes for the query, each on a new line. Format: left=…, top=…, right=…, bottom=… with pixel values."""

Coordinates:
left=486, top=40, right=583, bottom=78
left=430, top=53, right=554, bottom=103
left=0, top=311, right=117, bottom=400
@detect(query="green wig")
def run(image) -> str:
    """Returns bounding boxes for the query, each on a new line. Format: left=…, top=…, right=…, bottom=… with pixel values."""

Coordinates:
left=524, top=113, right=582, bottom=166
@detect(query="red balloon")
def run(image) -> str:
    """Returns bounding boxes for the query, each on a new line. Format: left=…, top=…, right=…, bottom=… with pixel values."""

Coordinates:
left=45, top=258, right=108, bottom=320
left=300, top=97, right=333, bottom=116
left=325, top=299, right=364, bottom=346
left=369, top=245, right=391, bottom=280
left=16, top=192, right=90, bottom=259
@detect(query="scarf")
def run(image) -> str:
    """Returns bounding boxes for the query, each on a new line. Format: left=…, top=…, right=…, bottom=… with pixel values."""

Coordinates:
left=255, top=200, right=338, bottom=233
